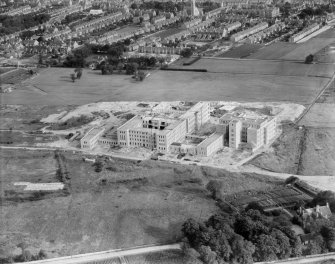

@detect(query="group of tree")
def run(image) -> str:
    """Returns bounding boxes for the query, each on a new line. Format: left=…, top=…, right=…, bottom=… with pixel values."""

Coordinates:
left=99, top=55, right=160, bottom=75
left=180, top=48, right=194, bottom=58
left=70, top=68, right=83, bottom=82
left=0, top=13, right=50, bottom=36
left=0, top=242, right=48, bottom=263
left=182, top=195, right=335, bottom=264
left=305, top=54, right=314, bottom=64
left=298, top=5, right=331, bottom=19
left=61, top=12, right=86, bottom=25
left=198, top=1, right=221, bottom=13
left=136, top=1, right=187, bottom=13
left=182, top=208, right=302, bottom=264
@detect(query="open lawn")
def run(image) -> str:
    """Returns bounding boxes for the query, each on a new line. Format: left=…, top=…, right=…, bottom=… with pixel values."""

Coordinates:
left=0, top=149, right=281, bottom=260
left=280, top=37, right=335, bottom=61
left=176, top=57, right=334, bottom=77
left=248, top=28, right=335, bottom=60
left=217, top=44, right=263, bottom=58
left=1, top=65, right=331, bottom=105
left=247, top=42, right=298, bottom=60
left=249, top=124, right=335, bottom=176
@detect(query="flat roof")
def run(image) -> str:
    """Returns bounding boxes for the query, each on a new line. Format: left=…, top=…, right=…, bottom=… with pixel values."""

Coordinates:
left=198, top=133, right=222, bottom=148
left=82, top=127, right=105, bottom=142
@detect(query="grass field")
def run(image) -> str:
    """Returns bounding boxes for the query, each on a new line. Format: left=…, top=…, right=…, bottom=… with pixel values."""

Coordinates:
left=175, top=58, right=334, bottom=77
left=1, top=65, right=331, bottom=105
left=247, top=42, right=298, bottom=60
left=248, top=28, right=335, bottom=60
left=0, top=149, right=281, bottom=260
left=249, top=124, right=335, bottom=176
left=218, top=44, right=263, bottom=58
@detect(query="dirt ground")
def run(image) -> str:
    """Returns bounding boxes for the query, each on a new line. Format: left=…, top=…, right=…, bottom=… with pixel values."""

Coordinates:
left=0, top=149, right=280, bottom=260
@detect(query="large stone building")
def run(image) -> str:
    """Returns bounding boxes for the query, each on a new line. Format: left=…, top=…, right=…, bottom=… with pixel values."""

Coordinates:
left=219, top=109, right=277, bottom=150
left=80, top=102, right=216, bottom=156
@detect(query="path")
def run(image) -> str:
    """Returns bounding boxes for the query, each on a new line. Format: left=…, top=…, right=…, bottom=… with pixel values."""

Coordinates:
left=24, top=244, right=181, bottom=264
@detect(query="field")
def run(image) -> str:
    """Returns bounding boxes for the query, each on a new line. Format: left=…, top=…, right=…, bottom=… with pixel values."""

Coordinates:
left=224, top=185, right=313, bottom=210
left=249, top=124, right=335, bottom=176
left=248, top=28, right=335, bottom=60
left=247, top=42, right=298, bottom=60
left=1, top=63, right=332, bottom=105
left=173, top=58, right=334, bottom=77
left=218, top=44, right=263, bottom=58
left=0, top=148, right=281, bottom=260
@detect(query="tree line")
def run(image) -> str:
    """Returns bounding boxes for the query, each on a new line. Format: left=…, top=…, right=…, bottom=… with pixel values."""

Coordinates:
left=182, top=187, right=335, bottom=264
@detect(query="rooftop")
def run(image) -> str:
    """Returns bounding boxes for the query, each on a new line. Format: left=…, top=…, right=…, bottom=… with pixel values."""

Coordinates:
left=82, top=127, right=105, bottom=141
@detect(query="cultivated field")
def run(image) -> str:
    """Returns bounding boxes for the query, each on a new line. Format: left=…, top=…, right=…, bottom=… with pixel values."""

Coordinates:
left=0, top=149, right=281, bottom=260
left=1, top=65, right=331, bottom=105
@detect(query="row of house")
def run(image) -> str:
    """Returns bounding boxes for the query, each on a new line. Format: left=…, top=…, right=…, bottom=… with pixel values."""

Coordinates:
left=138, top=46, right=182, bottom=55
left=73, top=11, right=124, bottom=32
left=289, top=23, right=320, bottom=42
left=245, top=21, right=285, bottom=43
left=230, top=21, right=268, bottom=42
left=1, top=4, right=32, bottom=16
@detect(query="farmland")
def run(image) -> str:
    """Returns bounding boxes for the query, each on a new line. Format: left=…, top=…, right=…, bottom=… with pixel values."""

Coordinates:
left=0, top=148, right=281, bottom=260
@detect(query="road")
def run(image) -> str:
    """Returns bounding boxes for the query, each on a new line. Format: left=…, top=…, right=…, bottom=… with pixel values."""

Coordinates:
left=25, top=244, right=181, bottom=264
left=258, top=252, right=335, bottom=264
left=1, top=144, right=334, bottom=192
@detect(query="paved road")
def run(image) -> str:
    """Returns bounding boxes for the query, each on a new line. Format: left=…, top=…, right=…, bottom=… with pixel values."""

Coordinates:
left=25, top=244, right=181, bottom=264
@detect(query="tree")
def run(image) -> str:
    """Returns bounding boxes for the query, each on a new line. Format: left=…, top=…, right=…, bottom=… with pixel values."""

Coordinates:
left=245, top=202, right=265, bottom=214
left=271, top=229, right=292, bottom=259
left=130, top=3, right=138, bottom=9
left=180, top=48, right=193, bottom=58
left=38, top=249, right=48, bottom=260
left=285, top=176, right=299, bottom=185
left=206, top=180, right=223, bottom=200
left=230, top=235, right=255, bottom=264
left=158, top=57, right=165, bottom=67
left=303, top=235, right=325, bottom=255
left=126, top=62, right=139, bottom=75
left=74, top=68, right=83, bottom=79
left=305, top=54, right=314, bottom=64
left=198, top=245, right=218, bottom=264
left=70, top=74, right=76, bottom=82
left=321, top=226, right=335, bottom=251
left=254, top=234, right=279, bottom=262
left=21, top=250, right=33, bottom=262
left=308, top=191, right=335, bottom=213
